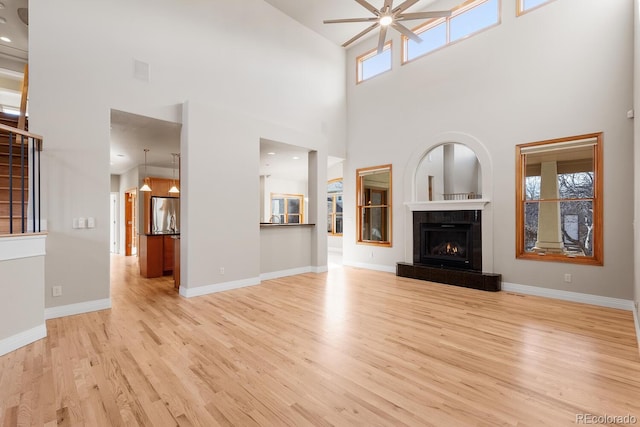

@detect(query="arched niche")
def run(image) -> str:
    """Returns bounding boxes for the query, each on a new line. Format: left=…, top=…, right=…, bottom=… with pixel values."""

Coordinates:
left=416, top=143, right=482, bottom=201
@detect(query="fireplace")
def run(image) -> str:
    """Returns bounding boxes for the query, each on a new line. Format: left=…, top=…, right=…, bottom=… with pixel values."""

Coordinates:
left=399, top=208, right=499, bottom=291
left=413, top=210, right=482, bottom=271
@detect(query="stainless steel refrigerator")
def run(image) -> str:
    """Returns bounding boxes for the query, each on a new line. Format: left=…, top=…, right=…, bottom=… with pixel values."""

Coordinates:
left=151, top=196, right=180, bottom=234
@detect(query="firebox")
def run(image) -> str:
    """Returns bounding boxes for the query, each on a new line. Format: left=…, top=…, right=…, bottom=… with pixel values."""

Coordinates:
left=413, top=210, right=482, bottom=271
left=420, top=223, right=471, bottom=268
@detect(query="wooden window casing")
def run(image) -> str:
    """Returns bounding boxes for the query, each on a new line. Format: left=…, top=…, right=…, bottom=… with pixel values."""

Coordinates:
left=515, top=133, right=603, bottom=265
left=401, top=0, right=501, bottom=65
left=516, top=0, right=556, bottom=17
left=356, top=165, right=392, bottom=247
left=356, top=41, right=392, bottom=84
left=271, top=193, right=304, bottom=224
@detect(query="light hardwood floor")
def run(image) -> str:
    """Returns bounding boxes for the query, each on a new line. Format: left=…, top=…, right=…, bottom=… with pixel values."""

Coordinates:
left=1, top=255, right=639, bottom=426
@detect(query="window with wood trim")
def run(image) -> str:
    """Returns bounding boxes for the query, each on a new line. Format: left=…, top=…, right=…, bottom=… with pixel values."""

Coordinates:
left=517, top=0, right=555, bottom=16
left=402, top=0, right=500, bottom=64
left=515, top=133, right=603, bottom=265
left=327, top=179, right=343, bottom=235
left=357, top=165, right=392, bottom=246
left=271, top=193, right=304, bottom=224
left=357, top=42, right=392, bottom=84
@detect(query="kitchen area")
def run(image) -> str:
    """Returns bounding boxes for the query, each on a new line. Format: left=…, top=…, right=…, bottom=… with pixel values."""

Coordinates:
left=110, top=109, right=182, bottom=288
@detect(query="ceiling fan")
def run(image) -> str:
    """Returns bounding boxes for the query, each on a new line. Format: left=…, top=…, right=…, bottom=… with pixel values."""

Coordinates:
left=324, top=0, right=451, bottom=54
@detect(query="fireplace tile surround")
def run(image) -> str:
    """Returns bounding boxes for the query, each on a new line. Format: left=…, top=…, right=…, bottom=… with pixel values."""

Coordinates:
left=398, top=203, right=501, bottom=292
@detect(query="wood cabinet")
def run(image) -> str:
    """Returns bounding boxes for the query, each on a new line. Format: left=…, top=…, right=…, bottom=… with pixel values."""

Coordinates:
left=173, top=236, right=180, bottom=288
left=139, top=234, right=177, bottom=278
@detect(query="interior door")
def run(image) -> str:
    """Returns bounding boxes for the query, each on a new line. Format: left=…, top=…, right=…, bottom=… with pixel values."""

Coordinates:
left=125, top=190, right=137, bottom=256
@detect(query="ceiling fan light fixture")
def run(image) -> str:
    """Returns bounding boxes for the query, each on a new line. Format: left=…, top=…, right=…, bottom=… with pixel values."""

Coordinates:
left=379, top=15, right=393, bottom=26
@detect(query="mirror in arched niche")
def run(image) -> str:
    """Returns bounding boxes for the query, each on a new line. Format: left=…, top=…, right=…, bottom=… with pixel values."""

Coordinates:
left=416, top=143, right=482, bottom=201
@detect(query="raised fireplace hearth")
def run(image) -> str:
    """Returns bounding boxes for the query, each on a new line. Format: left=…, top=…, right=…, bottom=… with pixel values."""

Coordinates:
left=397, top=209, right=501, bottom=292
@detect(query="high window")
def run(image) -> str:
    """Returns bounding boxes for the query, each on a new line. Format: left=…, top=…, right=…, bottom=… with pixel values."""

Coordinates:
left=515, top=133, right=603, bottom=265
left=327, top=179, right=343, bottom=235
left=402, top=0, right=500, bottom=64
left=271, top=193, right=303, bottom=224
left=356, top=165, right=392, bottom=246
left=357, top=42, right=392, bottom=83
left=517, top=0, right=554, bottom=15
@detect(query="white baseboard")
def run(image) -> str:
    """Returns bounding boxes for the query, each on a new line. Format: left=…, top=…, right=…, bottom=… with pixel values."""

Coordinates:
left=260, top=265, right=328, bottom=280
left=633, top=302, right=640, bottom=353
left=45, top=298, right=112, bottom=320
left=180, top=277, right=261, bottom=298
left=0, top=323, right=47, bottom=357
left=343, top=261, right=396, bottom=274
left=502, top=282, right=634, bottom=311
left=312, top=265, right=329, bottom=274
left=260, top=266, right=313, bottom=281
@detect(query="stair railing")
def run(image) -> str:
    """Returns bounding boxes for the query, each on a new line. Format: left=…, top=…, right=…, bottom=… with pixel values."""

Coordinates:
left=0, top=122, right=43, bottom=235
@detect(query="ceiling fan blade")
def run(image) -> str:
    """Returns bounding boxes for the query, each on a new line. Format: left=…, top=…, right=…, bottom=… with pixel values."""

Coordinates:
left=392, top=0, right=420, bottom=14
left=377, top=25, right=388, bottom=54
left=382, top=0, right=394, bottom=14
left=324, top=17, right=379, bottom=24
left=398, top=11, right=452, bottom=20
left=391, top=22, right=422, bottom=43
left=354, top=0, right=380, bottom=16
left=342, top=22, right=380, bottom=48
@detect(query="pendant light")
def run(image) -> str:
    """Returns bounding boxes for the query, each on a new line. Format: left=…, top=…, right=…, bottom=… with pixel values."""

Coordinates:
left=168, top=153, right=180, bottom=194
left=140, top=148, right=152, bottom=192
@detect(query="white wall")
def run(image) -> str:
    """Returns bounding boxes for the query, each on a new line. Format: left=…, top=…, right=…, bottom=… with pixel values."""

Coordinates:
left=0, top=236, right=46, bottom=356
left=345, top=0, right=634, bottom=299
left=634, top=0, right=640, bottom=331
left=29, top=0, right=345, bottom=307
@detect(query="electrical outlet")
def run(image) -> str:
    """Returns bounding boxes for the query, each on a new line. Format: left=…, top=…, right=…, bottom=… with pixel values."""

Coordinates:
left=564, top=273, right=572, bottom=283
left=219, top=267, right=225, bottom=275
left=52, top=286, right=62, bottom=297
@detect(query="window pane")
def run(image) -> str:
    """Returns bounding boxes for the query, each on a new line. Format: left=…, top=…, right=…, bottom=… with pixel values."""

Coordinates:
left=524, top=201, right=539, bottom=252
left=361, top=47, right=391, bottom=81
left=525, top=176, right=540, bottom=200
left=558, top=172, right=594, bottom=199
left=361, top=207, right=388, bottom=241
left=327, top=214, right=333, bottom=233
left=407, top=22, right=446, bottom=61
left=450, top=0, right=499, bottom=42
left=272, top=199, right=284, bottom=214
left=335, top=214, right=343, bottom=234
left=328, top=180, right=343, bottom=193
left=336, top=195, right=343, bottom=213
left=287, top=214, right=300, bottom=224
left=561, top=200, right=593, bottom=256
left=327, top=197, right=333, bottom=213
left=287, top=198, right=300, bottom=214
left=523, top=0, right=551, bottom=11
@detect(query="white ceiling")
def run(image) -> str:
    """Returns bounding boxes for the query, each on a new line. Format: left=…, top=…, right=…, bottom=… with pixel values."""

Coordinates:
left=0, top=0, right=28, bottom=66
left=109, top=110, right=181, bottom=175
left=263, top=0, right=459, bottom=48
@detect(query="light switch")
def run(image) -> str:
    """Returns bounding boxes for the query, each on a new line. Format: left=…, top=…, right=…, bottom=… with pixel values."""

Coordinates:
left=78, top=217, right=87, bottom=228
left=87, top=217, right=96, bottom=228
